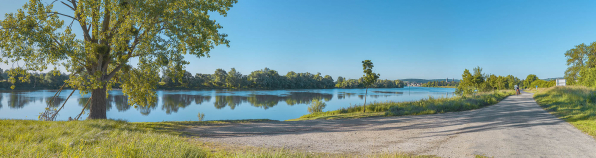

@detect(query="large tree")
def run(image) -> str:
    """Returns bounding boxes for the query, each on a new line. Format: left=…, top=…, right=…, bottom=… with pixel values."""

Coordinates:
left=524, top=74, right=538, bottom=89
left=564, top=43, right=596, bottom=85
left=0, top=0, right=237, bottom=119
left=361, top=60, right=379, bottom=113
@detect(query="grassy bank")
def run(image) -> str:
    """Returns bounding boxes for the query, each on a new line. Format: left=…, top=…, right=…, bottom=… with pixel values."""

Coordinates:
left=291, top=90, right=515, bottom=121
left=1, top=119, right=435, bottom=157
left=524, top=88, right=548, bottom=94
left=533, top=86, right=596, bottom=138
left=0, top=119, right=209, bottom=157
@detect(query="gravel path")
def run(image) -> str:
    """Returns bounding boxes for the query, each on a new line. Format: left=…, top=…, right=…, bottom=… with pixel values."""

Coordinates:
left=186, top=92, right=596, bottom=157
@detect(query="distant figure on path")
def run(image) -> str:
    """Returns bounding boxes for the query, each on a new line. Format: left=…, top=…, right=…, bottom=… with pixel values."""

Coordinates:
left=515, top=85, right=520, bottom=95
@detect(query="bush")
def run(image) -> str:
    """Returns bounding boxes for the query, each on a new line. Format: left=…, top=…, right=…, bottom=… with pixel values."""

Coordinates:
left=296, top=90, right=515, bottom=120
left=308, top=99, right=327, bottom=113
left=386, top=91, right=509, bottom=116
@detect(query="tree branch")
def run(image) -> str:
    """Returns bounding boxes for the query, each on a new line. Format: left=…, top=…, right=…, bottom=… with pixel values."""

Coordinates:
left=68, top=0, right=91, bottom=41
left=60, top=1, right=76, bottom=11
left=105, top=62, right=123, bottom=81
left=105, top=29, right=148, bottom=81
left=45, top=12, right=77, bottom=20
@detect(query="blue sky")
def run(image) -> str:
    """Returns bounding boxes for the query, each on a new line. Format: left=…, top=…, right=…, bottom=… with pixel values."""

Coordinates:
left=2, top=0, right=596, bottom=80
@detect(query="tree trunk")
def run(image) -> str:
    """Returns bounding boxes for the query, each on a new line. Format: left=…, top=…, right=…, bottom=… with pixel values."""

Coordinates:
left=363, top=88, right=368, bottom=113
left=88, top=86, right=107, bottom=119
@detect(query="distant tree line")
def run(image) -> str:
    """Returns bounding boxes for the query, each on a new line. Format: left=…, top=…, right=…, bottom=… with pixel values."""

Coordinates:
left=334, top=77, right=404, bottom=89
left=1, top=67, right=405, bottom=90
left=0, top=68, right=69, bottom=90
left=421, top=81, right=459, bottom=87
left=564, top=42, right=596, bottom=88
left=522, top=74, right=555, bottom=89
left=456, top=66, right=555, bottom=95
left=456, top=66, right=521, bottom=95
left=162, top=67, right=405, bottom=89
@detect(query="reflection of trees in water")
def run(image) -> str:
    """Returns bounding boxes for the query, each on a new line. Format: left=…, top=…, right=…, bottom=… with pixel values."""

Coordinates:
left=337, top=92, right=357, bottom=99
left=0, top=94, right=3, bottom=109
left=194, top=95, right=211, bottom=104
left=46, top=96, right=66, bottom=107
left=340, top=91, right=401, bottom=100
left=112, top=95, right=129, bottom=112
left=138, top=101, right=157, bottom=116
left=372, top=91, right=404, bottom=94
left=162, top=94, right=210, bottom=114
left=78, top=97, right=112, bottom=111
left=212, top=92, right=333, bottom=110
left=358, top=95, right=388, bottom=99
left=284, top=92, right=332, bottom=105
left=248, top=95, right=281, bottom=109
left=8, top=93, right=31, bottom=109
left=214, top=96, right=245, bottom=109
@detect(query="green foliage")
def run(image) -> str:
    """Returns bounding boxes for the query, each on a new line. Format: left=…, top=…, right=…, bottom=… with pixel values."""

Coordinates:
left=530, top=79, right=555, bottom=88
left=564, top=43, right=596, bottom=86
left=361, top=60, right=380, bottom=112
left=456, top=66, right=522, bottom=95
left=386, top=91, right=511, bottom=116
left=533, top=86, right=596, bottom=138
left=0, top=68, right=68, bottom=89
left=308, top=99, right=326, bottom=113
left=361, top=60, right=380, bottom=88
left=161, top=67, right=402, bottom=90
left=197, top=112, right=205, bottom=121
left=0, top=120, right=209, bottom=157
left=294, top=90, right=515, bottom=121
left=0, top=0, right=237, bottom=118
left=472, top=66, right=485, bottom=90
left=421, top=81, right=459, bottom=87
left=335, top=78, right=404, bottom=88
left=456, top=69, right=474, bottom=95
left=524, top=74, right=538, bottom=89
left=578, top=66, right=596, bottom=88
left=1, top=67, right=405, bottom=90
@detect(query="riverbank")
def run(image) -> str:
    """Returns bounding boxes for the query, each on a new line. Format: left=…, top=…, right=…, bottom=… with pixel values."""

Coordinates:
left=0, top=119, right=435, bottom=157
left=289, top=90, right=515, bottom=121
left=533, top=86, right=596, bottom=138
left=189, top=92, right=596, bottom=157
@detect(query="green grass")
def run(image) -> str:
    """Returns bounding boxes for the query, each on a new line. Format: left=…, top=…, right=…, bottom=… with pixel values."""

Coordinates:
left=134, top=119, right=275, bottom=136
left=524, top=87, right=549, bottom=94
left=0, top=119, right=209, bottom=157
left=533, top=86, right=596, bottom=138
left=291, top=90, right=515, bottom=121
left=1, top=119, right=436, bottom=157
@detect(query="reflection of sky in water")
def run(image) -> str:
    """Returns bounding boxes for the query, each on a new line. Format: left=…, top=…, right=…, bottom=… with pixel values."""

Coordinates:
left=0, top=87, right=455, bottom=122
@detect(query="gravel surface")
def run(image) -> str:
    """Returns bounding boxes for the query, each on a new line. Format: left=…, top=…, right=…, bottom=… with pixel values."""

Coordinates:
left=187, top=92, right=596, bottom=157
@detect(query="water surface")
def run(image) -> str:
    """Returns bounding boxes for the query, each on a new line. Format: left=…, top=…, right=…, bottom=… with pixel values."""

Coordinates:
left=0, top=87, right=455, bottom=122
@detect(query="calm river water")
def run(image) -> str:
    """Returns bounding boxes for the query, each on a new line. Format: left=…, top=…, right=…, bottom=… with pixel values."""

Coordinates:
left=0, top=87, right=455, bottom=122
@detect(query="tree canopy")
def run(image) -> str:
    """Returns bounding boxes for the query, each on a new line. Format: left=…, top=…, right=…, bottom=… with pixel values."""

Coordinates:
left=0, top=0, right=237, bottom=119
left=361, top=60, right=379, bottom=113
left=456, top=66, right=523, bottom=95
left=565, top=42, right=596, bottom=88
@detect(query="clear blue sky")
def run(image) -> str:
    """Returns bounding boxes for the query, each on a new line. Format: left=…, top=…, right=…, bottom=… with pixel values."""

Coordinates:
left=2, top=0, right=596, bottom=80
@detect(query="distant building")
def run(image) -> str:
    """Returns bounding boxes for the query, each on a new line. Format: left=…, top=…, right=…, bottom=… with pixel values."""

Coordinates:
left=556, top=78, right=566, bottom=86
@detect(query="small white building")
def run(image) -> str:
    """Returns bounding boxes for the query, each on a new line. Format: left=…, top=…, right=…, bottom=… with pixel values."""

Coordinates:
left=556, top=78, right=566, bottom=86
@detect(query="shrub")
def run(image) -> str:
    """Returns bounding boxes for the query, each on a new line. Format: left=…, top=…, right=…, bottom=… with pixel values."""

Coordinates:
left=308, top=99, right=326, bottom=113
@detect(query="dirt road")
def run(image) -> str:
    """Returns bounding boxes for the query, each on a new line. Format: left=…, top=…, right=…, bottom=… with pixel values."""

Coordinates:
left=187, top=92, right=596, bottom=157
